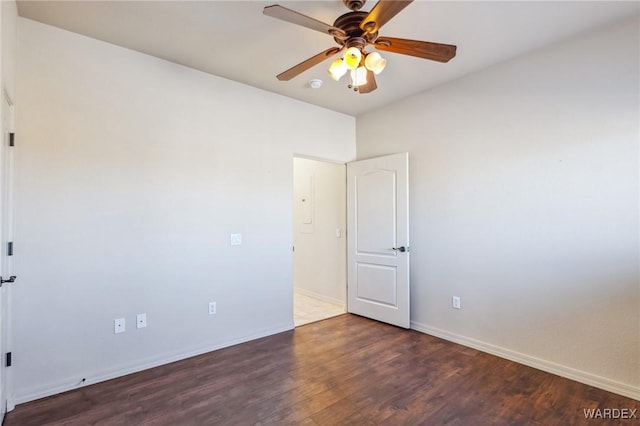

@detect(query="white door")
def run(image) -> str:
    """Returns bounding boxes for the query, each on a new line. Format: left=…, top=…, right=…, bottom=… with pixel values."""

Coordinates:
left=347, top=153, right=409, bottom=328
left=0, top=93, right=15, bottom=419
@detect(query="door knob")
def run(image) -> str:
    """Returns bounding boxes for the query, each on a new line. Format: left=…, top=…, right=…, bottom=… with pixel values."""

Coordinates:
left=392, top=246, right=407, bottom=253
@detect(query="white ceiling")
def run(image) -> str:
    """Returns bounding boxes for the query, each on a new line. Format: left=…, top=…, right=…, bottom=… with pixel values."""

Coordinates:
left=16, top=1, right=639, bottom=116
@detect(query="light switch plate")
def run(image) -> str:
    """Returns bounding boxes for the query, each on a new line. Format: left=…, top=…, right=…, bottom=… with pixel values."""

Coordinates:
left=452, top=296, right=461, bottom=309
left=230, top=233, right=242, bottom=246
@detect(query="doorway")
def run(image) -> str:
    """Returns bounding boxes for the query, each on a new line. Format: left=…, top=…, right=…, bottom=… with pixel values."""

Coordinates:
left=292, top=157, right=346, bottom=326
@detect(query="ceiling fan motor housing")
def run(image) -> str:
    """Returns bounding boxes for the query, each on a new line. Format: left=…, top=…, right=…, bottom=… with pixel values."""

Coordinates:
left=333, top=11, right=378, bottom=47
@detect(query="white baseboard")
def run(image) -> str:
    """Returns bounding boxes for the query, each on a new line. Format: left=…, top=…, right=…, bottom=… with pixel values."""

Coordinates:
left=294, top=287, right=345, bottom=309
left=411, top=321, right=639, bottom=401
left=15, top=322, right=294, bottom=405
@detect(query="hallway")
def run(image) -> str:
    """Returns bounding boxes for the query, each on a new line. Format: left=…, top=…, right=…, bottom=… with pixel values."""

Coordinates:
left=293, top=292, right=344, bottom=327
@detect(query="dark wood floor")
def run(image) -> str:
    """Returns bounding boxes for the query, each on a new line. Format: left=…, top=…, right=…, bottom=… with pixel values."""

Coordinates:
left=4, top=314, right=639, bottom=425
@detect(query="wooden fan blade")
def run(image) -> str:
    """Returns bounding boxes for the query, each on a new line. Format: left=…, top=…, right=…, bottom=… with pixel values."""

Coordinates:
left=374, top=37, right=457, bottom=62
left=277, top=47, right=342, bottom=81
left=264, top=5, right=347, bottom=39
left=360, top=0, right=413, bottom=34
left=358, top=70, right=377, bottom=94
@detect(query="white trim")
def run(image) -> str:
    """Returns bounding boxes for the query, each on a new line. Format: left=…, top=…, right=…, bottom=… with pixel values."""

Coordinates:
left=1, top=92, right=16, bottom=416
left=411, top=321, right=640, bottom=401
left=292, top=153, right=348, bottom=166
left=15, top=322, right=294, bottom=405
left=294, top=287, right=346, bottom=310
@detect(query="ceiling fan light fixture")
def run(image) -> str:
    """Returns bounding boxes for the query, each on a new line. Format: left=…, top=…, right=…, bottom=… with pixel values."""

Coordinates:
left=264, top=2, right=458, bottom=94
left=328, top=58, right=348, bottom=81
left=343, top=47, right=362, bottom=70
left=364, top=52, right=386, bottom=75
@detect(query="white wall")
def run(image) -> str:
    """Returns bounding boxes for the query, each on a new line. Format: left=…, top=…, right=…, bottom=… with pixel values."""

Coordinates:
left=14, top=17, right=355, bottom=403
left=293, top=157, right=346, bottom=306
left=1, top=0, right=17, bottom=101
left=356, top=17, right=639, bottom=399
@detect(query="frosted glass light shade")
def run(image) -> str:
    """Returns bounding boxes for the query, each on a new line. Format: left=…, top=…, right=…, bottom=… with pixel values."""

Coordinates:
left=328, top=59, right=348, bottom=81
left=364, top=52, right=386, bottom=74
left=344, top=47, right=362, bottom=70
left=351, top=66, right=368, bottom=87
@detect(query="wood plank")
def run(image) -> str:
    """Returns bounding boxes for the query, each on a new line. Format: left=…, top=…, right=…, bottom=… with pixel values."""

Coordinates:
left=5, top=314, right=639, bottom=425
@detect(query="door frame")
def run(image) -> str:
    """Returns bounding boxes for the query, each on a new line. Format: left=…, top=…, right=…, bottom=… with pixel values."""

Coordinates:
left=0, top=89, right=16, bottom=415
left=292, top=155, right=347, bottom=326
left=291, top=153, right=410, bottom=329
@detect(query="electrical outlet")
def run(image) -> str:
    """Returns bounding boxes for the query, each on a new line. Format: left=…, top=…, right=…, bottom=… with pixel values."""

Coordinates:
left=136, top=313, right=147, bottom=329
left=452, top=296, right=461, bottom=309
left=114, top=318, right=126, bottom=334
left=209, top=302, right=217, bottom=315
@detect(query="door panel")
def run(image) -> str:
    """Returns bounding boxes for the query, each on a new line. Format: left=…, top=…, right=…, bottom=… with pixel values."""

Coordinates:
left=355, top=169, right=396, bottom=254
left=355, top=263, right=397, bottom=306
left=347, top=153, right=409, bottom=328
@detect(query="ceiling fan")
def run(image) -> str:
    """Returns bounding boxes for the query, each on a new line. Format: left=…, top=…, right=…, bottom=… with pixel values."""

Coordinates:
left=263, top=0, right=457, bottom=94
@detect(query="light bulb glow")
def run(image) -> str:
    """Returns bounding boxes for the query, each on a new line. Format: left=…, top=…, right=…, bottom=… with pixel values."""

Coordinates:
left=344, top=47, right=362, bottom=70
left=364, top=52, right=386, bottom=75
left=328, top=59, right=348, bottom=81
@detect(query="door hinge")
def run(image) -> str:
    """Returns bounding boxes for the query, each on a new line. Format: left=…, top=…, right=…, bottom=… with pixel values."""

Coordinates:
left=8, top=133, right=14, bottom=147
left=7, top=242, right=12, bottom=256
left=0, top=276, right=16, bottom=286
left=6, top=352, right=11, bottom=367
